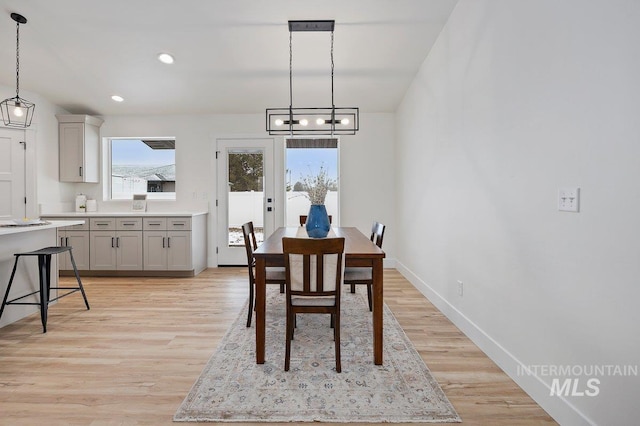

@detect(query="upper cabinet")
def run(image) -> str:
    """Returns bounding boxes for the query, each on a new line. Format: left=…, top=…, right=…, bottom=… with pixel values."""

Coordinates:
left=57, top=114, right=104, bottom=183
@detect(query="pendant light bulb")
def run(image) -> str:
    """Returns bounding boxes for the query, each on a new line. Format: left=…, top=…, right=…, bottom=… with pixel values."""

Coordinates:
left=13, top=105, right=24, bottom=117
left=275, top=119, right=284, bottom=126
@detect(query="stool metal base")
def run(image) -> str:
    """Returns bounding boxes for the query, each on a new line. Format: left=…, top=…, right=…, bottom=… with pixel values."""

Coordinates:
left=0, top=246, right=90, bottom=333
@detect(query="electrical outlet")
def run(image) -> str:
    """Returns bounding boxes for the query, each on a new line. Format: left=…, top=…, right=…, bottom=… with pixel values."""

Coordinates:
left=558, top=187, right=580, bottom=212
left=457, top=280, right=463, bottom=297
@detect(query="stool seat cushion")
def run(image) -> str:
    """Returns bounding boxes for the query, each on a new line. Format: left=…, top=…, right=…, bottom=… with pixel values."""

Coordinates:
left=15, top=246, right=71, bottom=256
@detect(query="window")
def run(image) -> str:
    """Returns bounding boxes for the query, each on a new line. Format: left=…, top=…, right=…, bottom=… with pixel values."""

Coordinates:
left=285, top=138, right=339, bottom=226
left=110, top=138, right=176, bottom=200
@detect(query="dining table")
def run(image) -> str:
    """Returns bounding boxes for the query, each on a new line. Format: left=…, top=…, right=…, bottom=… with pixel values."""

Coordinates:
left=253, top=226, right=386, bottom=365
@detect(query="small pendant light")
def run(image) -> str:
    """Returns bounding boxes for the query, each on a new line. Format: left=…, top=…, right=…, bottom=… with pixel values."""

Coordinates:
left=1, top=13, right=35, bottom=128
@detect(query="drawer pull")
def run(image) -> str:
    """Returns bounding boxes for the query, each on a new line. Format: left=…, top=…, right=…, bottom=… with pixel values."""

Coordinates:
left=148, top=222, right=162, bottom=225
left=172, top=223, right=185, bottom=226
left=122, top=222, right=136, bottom=226
left=96, top=222, right=110, bottom=226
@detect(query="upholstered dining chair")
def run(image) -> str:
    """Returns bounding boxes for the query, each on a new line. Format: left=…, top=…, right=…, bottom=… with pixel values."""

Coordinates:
left=344, top=221, right=385, bottom=311
left=299, top=215, right=332, bottom=226
left=282, top=236, right=345, bottom=373
left=242, top=221, right=286, bottom=327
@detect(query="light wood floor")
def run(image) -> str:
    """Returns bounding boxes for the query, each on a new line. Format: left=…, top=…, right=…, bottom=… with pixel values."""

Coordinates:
left=0, top=268, right=556, bottom=425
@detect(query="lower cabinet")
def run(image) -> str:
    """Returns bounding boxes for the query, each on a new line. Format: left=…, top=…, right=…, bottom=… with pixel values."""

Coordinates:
left=90, top=230, right=143, bottom=270
left=143, top=231, right=191, bottom=270
left=55, top=218, right=90, bottom=271
left=58, top=229, right=90, bottom=270
left=45, top=214, right=205, bottom=276
left=143, top=217, right=192, bottom=271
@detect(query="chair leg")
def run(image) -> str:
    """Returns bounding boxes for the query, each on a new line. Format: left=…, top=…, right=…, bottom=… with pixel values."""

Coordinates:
left=285, top=308, right=293, bottom=371
left=280, top=283, right=285, bottom=293
left=367, top=284, right=373, bottom=312
left=350, top=283, right=356, bottom=293
left=247, top=282, right=254, bottom=327
left=334, top=311, right=341, bottom=373
left=68, top=250, right=90, bottom=310
left=38, top=255, right=49, bottom=333
left=0, top=256, right=20, bottom=321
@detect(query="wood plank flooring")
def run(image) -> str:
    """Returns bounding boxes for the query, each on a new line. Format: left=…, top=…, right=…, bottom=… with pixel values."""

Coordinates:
left=0, top=268, right=556, bottom=425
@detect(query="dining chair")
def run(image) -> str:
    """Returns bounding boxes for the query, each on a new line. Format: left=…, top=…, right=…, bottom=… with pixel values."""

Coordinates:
left=283, top=236, right=345, bottom=373
left=241, top=221, right=286, bottom=327
left=344, top=221, right=385, bottom=311
left=299, top=215, right=332, bottom=226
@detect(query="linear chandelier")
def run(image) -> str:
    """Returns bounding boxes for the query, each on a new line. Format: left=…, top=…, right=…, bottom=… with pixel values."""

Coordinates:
left=1, top=13, right=35, bottom=128
left=266, top=20, right=359, bottom=136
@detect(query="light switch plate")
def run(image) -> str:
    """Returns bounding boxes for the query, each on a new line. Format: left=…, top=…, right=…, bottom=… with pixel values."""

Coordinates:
left=558, top=187, right=580, bottom=212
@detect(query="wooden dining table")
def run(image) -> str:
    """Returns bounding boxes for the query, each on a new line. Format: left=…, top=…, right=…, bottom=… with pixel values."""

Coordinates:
left=253, top=226, right=386, bottom=365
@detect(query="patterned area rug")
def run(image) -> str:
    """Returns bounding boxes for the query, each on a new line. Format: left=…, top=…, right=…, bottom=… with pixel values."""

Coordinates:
left=174, top=288, right=461, bottom=423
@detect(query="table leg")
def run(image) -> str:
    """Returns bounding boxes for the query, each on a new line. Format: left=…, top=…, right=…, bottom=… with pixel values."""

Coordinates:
left=372, top=258, right=383, bottom=365
left=255, top=257, right=266, bottom=364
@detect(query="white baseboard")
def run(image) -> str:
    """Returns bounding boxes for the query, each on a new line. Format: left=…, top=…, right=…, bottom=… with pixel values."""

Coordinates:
left=395, top=261, right=595, bottom=426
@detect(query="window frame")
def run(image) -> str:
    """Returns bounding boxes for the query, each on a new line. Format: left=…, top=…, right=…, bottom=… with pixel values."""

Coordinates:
left=105, top=136, right=177, bottom=201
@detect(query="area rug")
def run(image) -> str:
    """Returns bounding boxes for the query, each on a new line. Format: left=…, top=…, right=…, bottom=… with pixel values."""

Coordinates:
left=174, top=288, right=461, bottom=423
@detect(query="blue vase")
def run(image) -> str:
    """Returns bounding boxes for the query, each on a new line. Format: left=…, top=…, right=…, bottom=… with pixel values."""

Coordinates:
left=306, top=204, right=331, bottom=238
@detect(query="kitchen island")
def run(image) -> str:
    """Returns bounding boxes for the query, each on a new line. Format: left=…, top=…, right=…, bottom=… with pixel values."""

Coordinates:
left=0, top=220, right=83, bottom=328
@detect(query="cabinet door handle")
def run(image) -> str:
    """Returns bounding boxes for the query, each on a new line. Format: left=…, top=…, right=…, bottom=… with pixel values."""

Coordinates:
left=167, top=237, right=170, bottom=248
left=66, top=237, right=69, bottom=246
left=60, top=236, right=64, bottom=246
left=111, top=237, right=114, bottom=248
left=162, top=237, right=166, bottom=248
left=116, top=237, right=120, bottom=248
left=79, top=166, right=83, bottom=177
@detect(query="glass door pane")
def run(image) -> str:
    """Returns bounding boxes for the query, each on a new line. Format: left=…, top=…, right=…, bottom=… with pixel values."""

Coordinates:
left=227, top=150, right=264, bottom=246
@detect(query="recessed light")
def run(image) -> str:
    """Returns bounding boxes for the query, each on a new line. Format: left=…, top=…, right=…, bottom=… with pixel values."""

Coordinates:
left=111, top=95, right=124, bottom=102
left=158, top=53, right=174, bottom=64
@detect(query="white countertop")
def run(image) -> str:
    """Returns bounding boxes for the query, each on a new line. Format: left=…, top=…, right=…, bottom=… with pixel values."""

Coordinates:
left=41, top=211, right=208, bottom=218
left=0, top=220, right=84, bottom=237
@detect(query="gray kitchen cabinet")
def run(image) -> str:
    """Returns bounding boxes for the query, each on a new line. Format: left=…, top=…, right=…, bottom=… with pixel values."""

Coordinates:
left=143, top=217, right=192, bottom=271
left=56, top=219, right=90, bottom=270
left=57, top=114, right=104, bottom=183
left=89, top=218, right=143, bottom=270
left=42, top=213, right=206, bottom=276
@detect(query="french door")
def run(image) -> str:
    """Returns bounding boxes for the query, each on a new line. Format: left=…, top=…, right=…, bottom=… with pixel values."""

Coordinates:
left=216, top=138, right=278, bottom=265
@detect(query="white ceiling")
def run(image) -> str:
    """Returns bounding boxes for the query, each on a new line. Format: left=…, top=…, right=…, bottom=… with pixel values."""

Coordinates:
left=0, top=0, right=458, bottom=116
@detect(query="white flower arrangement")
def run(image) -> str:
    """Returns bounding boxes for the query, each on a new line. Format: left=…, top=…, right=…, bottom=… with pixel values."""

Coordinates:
left=301, top=166, right=336, bottom=205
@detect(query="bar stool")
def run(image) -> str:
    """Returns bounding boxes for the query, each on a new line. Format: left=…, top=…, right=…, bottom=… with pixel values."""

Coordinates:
left=0, top=246, right=90, bottom=333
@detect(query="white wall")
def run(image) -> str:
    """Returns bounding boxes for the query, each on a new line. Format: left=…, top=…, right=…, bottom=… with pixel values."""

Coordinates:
left=38, top=112, right=395, bottom=267
left=395, top=1, right=640, bottom=425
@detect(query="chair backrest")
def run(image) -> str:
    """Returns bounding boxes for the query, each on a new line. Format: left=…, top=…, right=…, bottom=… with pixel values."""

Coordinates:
left=241, top=222, right=257, bottom=281
left=283, top=237, right=345, bottom=297
left=299, top=215, right=333, bottom=226
left=370, top=221, right=385, bottom=248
